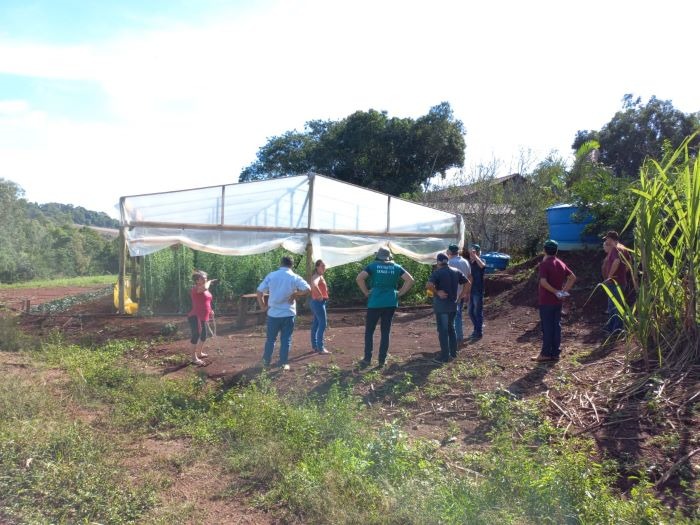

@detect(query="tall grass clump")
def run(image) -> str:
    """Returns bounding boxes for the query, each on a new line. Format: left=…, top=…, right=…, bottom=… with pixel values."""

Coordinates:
left=622, top=134, right=700, bottom=370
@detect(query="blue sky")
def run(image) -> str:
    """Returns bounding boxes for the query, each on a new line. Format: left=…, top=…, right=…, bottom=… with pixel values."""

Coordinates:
left=1, top=0, right=698, bottom=218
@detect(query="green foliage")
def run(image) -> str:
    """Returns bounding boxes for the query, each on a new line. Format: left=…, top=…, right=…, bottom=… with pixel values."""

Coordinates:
left=0, top=315, right=36, bottom=352
left=240, top=102, right=466, bottom=196
left=0, top=378, right=155, bottom=523
left=568, top=163, right=638, bottom=238
left=19, top=338, right=686, bottom=524
left=0, top=274, right=116, bottom=290
left=572, top=94, right=700, bottom=179
left=25, top=201, right=120, bottom=228
left=622, top=135, right=700, bottom=369
left=0, top=178, right=119, bottom=283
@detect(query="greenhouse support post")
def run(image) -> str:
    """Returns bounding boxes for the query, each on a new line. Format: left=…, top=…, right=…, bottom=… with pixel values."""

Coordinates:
left=118, top=226, right=126, bottom=314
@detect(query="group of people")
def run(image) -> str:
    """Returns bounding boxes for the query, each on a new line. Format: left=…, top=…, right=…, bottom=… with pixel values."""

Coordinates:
left=186, top=232, right=630, bottom=370
left=186, top=243, right=487, bottom=369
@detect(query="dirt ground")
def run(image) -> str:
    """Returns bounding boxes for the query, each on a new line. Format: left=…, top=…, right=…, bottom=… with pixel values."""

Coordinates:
left=7, top=252, right=699, bottom=520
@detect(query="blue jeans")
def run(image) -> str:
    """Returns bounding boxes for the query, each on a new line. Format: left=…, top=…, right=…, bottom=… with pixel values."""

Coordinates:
left=604, top=283, right=624, bottom=333
left=364, top=307, right=396, bottom=364
left=468, top=293, right=484, bottom=336
left=309, top=299, right=328, bottom=350
left=453, top=300, right=464, bottom=341
left=263, top=315, right=295, bottom=366
left=539, top=304, right=562, bottom=358
left=435, top=311, right=458, bottom=360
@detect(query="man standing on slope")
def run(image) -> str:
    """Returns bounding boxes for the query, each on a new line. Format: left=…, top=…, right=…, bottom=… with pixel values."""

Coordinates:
left=533, top=239, right=576, bottom=363
left=467, top=244, right=486, bottom=340
left=447, top=243, right=471, bottom=346
left=355, top=247, right=415, bottom=368
left=427, top=252, right=469, bottom=363
left=257, top=256, right=311, bottom=370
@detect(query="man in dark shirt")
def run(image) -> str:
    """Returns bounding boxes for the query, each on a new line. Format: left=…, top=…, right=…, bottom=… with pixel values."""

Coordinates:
left=467, top=244, right=486, bottom=340
left=534, top=240, right=576, bottom=363
left=427, top=253, right=469, bottom=363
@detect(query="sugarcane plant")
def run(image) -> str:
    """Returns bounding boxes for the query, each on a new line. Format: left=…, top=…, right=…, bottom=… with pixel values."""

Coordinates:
left=609, top=133, right=699, bottom=372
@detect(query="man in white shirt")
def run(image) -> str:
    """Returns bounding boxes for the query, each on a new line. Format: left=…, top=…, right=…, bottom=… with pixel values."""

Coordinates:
left=257, top=256, right=311, bottom=369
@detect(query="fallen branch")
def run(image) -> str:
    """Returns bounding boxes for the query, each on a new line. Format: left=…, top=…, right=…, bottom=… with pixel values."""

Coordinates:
left=655, top=448, right=700, bottom=488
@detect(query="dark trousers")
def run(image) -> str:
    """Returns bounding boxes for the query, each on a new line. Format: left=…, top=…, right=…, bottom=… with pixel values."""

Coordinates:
left=364, top=307, right=396, bottom=364
left=539, top=304, right=562, bottom=358
left=435, top=311, right=458, bottom=360
left=604, top=283, right=624, bottom=333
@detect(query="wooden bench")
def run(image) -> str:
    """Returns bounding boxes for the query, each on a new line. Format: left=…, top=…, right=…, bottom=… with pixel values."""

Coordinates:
left=237, top=293, right=267, bottom=328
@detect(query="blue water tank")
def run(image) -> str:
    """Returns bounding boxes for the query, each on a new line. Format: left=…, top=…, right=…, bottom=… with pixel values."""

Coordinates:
left=546, top=204, right=598, bottom=250
left=481, top=252, right=511, bottom=274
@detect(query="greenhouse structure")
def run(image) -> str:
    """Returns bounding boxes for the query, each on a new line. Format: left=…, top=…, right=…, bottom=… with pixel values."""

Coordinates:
left=117, top=173, right=464, bottom=313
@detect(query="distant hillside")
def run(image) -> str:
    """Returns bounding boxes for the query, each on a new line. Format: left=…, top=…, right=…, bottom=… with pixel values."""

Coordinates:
left=25, top=202, right=120, bottom=228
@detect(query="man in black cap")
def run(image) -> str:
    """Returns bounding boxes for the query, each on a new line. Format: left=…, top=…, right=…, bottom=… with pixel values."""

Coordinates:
left=534, top=239, right=576, bottom=362
left=427, top=252, right=469, bottom=363
left=356, top=246, right=415, bottom=368
left=467, top=244, right=486, bottom=339
left=447, top=243, right=471, bottom=345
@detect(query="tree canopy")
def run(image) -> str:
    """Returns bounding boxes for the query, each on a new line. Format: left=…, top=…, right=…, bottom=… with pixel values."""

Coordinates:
left=572, top=95, right=700, bottom=178
left=0, top=178, right=118, bottom=283
left=240, top=102, right=466, bottom=196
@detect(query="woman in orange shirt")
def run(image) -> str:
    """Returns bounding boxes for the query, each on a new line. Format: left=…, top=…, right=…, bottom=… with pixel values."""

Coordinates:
left=309, top=260, right=331, bottom=354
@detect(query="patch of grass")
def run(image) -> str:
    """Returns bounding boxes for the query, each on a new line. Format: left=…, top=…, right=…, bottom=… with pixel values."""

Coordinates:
left=0, top=378, right=155, bottom=524
left=0, top=315, right=37, bottom=352
left=18, top=338, right=691, bottom=524
left=0, top=274, right=116, bottom=289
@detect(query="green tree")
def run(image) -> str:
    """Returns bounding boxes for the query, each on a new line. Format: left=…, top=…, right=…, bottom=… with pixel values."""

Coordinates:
left=572, top=94, right=700, bottom=178
left=240, top=102, right=465, bottom=196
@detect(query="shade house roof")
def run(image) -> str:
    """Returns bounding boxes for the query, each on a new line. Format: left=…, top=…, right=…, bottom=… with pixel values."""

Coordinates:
left=119, top=173, right=465, bottom=267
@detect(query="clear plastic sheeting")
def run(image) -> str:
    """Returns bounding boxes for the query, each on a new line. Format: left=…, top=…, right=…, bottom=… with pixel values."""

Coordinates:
left=120, top=173, right=464, bottom=267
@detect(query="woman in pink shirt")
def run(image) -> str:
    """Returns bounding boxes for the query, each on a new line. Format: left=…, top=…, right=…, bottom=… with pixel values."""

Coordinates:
left=188, top=270, right=214, bottom=365
left=309, top=260, right=331, bottom=354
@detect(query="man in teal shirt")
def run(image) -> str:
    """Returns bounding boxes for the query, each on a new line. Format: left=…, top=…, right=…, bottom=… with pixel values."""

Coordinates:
left=355, top=247, right=415, bottom=368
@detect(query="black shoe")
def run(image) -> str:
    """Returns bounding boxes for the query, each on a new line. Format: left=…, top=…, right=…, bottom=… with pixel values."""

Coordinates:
left=359, top=359, right=371, bottom=369
left=431, top=357, right=449, bottom=364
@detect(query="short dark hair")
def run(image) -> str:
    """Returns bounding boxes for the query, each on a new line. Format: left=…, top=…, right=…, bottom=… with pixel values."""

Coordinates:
left=543, top=239, right=558, bottom=256
left=281, top=256, right=294, bottom=267
left=603, top=230, right=620, bottom=242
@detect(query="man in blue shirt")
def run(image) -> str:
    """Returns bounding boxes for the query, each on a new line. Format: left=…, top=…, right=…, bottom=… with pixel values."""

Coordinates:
left=257, top=256, right=311, bottom=370
left=468, top=244, right=487, bottom=340
left=427, top=252, right=469, bottom=362
left=355, top=247, right=414, bottom=368
left=447, top=243, right=471, bottom=345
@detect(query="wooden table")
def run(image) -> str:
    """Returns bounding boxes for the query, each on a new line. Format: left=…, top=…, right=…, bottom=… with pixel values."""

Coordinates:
left=237, top=293, right=267, bottom=328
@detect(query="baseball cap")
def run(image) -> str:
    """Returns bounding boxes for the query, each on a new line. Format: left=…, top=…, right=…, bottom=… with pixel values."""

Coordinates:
left=436, top=253, right=449, bottom=263
left=448, top=244, right=459, bottom=254
left=375, top=247, right=393, bottom=261
left=602, top=230, right=620, bottom=241
left=470, top=243, right=480, bottom=251
left=543, top=239, right=558, bottom=250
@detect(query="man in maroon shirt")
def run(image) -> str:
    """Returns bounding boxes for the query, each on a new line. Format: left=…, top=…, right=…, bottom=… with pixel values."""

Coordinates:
left=533, top=240, right=576, bottom=363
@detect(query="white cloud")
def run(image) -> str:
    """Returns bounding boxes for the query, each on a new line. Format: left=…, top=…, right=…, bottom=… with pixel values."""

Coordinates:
left=0, top=0, right=698, bottom=217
